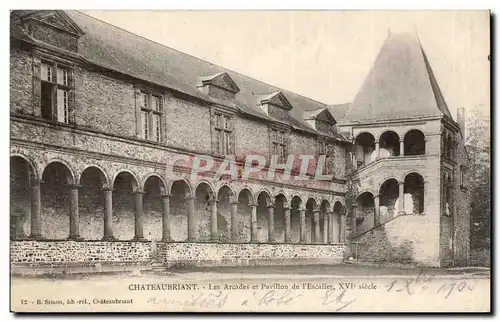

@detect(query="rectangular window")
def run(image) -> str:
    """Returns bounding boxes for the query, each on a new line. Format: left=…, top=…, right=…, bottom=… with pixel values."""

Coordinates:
left=214, top=112, right=233, bottom=155
left=41, top=63, right=52, bottom=82
left=39, top=62, right=72, bottom=124
left=57, top=68, right=69, bottom=86
left=56, top=89, right=69, bottom=123
left=140, top=91, right=163, bottom=142
left=271, top=129, right=287, bottom=163
left=141, top=110, right=149, bottom=140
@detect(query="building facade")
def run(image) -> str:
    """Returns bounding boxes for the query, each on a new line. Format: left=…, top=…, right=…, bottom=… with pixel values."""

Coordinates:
left=10, top=10, right=470, bottom=272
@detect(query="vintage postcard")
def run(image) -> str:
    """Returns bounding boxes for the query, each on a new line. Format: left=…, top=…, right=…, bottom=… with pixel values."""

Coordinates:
left=9, top=10, right=491, bottom=312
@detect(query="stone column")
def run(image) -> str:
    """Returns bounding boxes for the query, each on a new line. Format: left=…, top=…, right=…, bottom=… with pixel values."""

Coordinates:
left=210, top=198, right=218, bottom=241
left=267, top=204, right=275, bottom=242
left=102, top=187, right=114, bottom=240
left=422, top=181, right=426, bottom=214
left=351, top=205, right=357, bottom=234
left=284, top=207, right=291, bottom=243
left=69, top=184, right=80, bottom=240
left=327, top=211, right=334, bottom=244
left=30, top=180, right=42, bottom=239
left=134, top=190, right=145, bottom=240
left=340, top=214, right=346, bottom=242
left=299, top=208, right=306, bottom=243
left=398, top=181, right=405, bottom=214
left=230, top=200, right=239, bottom=241
left=313, top=207, right=320, bottom=243
left=250, top=203, right=258, bottom=242
left=400, top=140, right=405, bottom=156
left=161, top=194, right=171, bottom=241
left=374, top=195, right=380, bottom=226
left=375, top=140, right=380, bottom=159
left=187, top=196, right=196, bottom=241
left=322, top=212, right=329, bottom=244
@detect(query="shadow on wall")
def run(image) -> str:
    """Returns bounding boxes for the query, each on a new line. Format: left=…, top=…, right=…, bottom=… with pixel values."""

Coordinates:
left=351, top=228, right=415, bottom=264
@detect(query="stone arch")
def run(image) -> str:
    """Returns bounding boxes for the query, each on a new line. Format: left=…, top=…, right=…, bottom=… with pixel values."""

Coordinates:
left=142, top=174, right=167, bottom=241
left=80, top=164, right=110, bottom=188
left=354, top=132, right=376, bottom=167
left=40, top=160, right=77, bottom=239
left=273, top=192, right=289, bottom=243
left=404, top=172, right=425, bottom=215
left=78, top=166, right=111, bottom=240
left=404, top=129, right=426, bottom=156
left=332, top=201, right=346, bottom=243
left=237, top=187, right=254, bottom=242
left=112, top=170, right=141, bottom=240
left=256, top=189, right=273, bottom=242
left=170, top=179, right=193, bottom=241
left=379, top=178, right=399, bottom=221
left=217, top=185, right=235, bottom=242
left=112, top=170, right=139, bottom=192
left=379, top=130, right=400, bottom=157
left=42, top=159, right=76, bottom=185
left=304, top=197, right=318, bottom=243
left=217, top=184, right=236, bottom=200
left=290, top=195, right=303, bottom=243
left=10, top=155, right=39, bottom=239
left=194, top=180, right=216, bottom=197
left=142, top=173, right=167, bottom=193
left=10, top=153, right=39, bottom=181
left=319, top=199, right=332, bottom=244
left=194, top=181, right=215, bottom=241
left=355, top=191, right=375, bottom=233
left=237, top=187, right=254, bottom=206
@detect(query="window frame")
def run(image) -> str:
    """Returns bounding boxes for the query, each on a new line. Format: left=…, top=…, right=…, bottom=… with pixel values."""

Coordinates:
left=39, top=60, right=74, bottom=124
left=213, top=111, right=234, bottom=156
left=270, top=127, right=288, bottom=164
left=139, top=91, right=164, bottom=143
left=318, top=139, right=334, bottom=175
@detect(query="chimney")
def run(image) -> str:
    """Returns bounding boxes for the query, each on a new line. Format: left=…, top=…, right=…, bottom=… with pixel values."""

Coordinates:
left=457, top=107, right=466, bottom=137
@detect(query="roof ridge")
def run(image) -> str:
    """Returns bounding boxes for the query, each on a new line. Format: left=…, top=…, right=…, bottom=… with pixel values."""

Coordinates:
left=73, top=10, right=330, bottom=107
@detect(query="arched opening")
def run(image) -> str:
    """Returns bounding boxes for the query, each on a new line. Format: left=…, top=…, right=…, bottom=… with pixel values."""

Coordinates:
left=112, top=171, right=138, bottom=240
left=354, top=132, right=376, bottom=167
left=333, top=201, right=345, bottom=243
left=290, top=196, right=302, bottom=243
left=256, top=191, right=272, bottom=242
left=320, top=200, right=331, bottom=244
left=170, top=180, right=191, bottom=241
left=10, top=156, right=36, bottom=239
left=41, top=162, right=74, bottom=239
left=194, top=182, right=215, bottom=241
left=217, top=185, right=234, bottom=241
left=143, top=175, right=165, bottom=241
left=274, top=194, right=288, bottom=243
left=404, top=130, right=425, bottom=155
left=237, top=188, right=253, bottom=242
left=305, top=198, right=317, bottom=243
left=355, top=192, right=374, bottom=233
left=379, top=178, right=399, bottom=221
left=443, top=173, right=453, bottom=216
left=79, top=166, right=107, bottom=240
left=404, top=173, right=425, bottom=215
left=379, top=131, right=400, bottom=157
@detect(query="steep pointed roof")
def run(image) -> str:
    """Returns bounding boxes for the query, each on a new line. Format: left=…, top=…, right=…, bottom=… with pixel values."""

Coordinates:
left=341, top=32, right=452, bottom=123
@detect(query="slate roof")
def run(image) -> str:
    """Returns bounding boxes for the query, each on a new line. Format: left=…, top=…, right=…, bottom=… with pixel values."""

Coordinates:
left=341, top=32, right=453, bottom=123
left=58, top=11, right=343, bottom=140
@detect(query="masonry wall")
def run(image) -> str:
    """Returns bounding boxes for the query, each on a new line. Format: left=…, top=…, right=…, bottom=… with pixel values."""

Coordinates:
left=10, top=46, right=33, bottom=115
left=158, top=242, right=346, bottom=267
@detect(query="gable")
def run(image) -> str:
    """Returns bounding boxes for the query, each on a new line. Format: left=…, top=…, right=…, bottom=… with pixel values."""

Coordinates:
left=199, top=72, right=240, bottom=93
left=259, top=92, right=293, bottom=111
left=12, top=10, right=83, bottom=52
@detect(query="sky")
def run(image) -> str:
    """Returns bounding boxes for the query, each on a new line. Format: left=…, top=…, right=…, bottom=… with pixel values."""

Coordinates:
left=83, top=10, right=490, bottom=120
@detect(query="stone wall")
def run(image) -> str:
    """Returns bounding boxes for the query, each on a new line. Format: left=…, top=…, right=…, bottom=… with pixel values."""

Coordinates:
left=158, top=242, right=347, bottom=267
left=10, top=241, right=152, bottom=263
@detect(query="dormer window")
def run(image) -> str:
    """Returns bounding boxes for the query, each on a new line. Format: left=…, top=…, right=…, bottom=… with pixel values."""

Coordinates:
left=258, top=92, right=293, bottom=116
left=197, top=72, right=240, bottom=102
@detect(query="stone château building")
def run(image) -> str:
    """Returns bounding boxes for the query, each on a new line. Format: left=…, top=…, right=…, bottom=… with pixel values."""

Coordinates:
left=10, top=10, right=470, bottom=272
